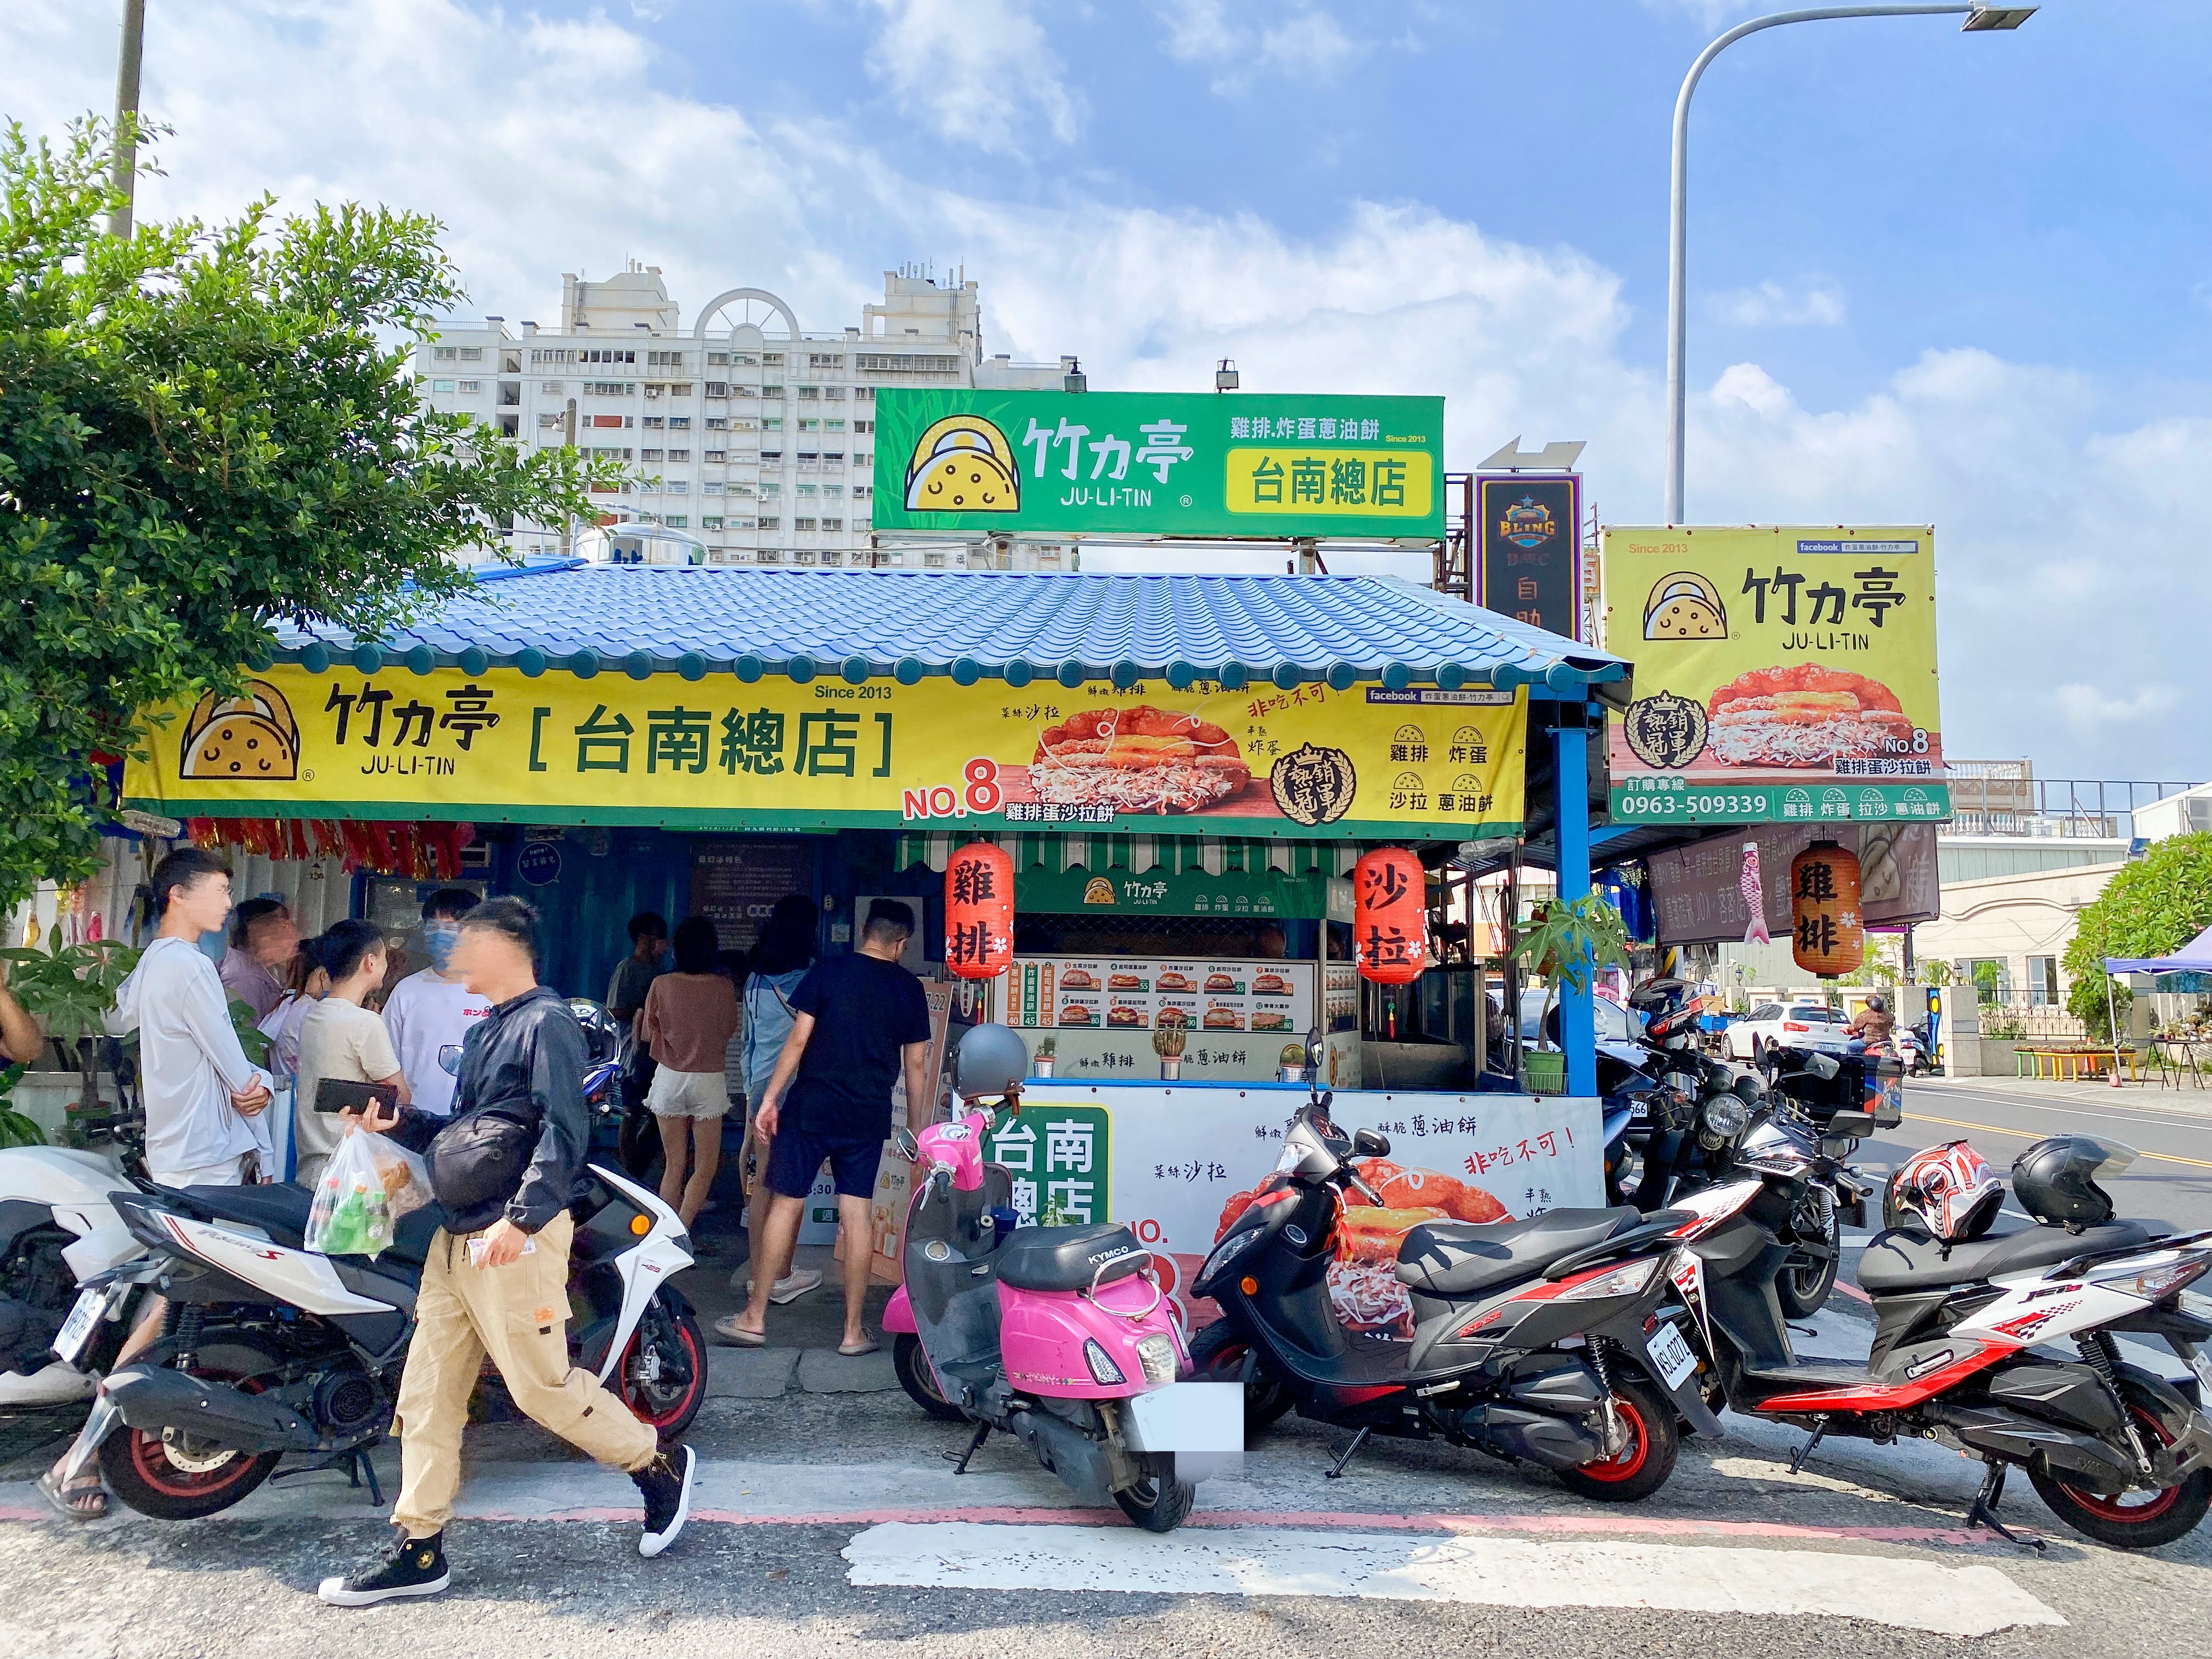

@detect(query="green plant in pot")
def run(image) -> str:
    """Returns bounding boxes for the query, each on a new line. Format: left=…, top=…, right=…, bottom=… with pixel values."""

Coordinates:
left=1506, top=893, right=1635, bottom=1095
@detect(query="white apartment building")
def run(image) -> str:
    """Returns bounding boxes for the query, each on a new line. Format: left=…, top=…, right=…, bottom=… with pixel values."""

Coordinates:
left=415, top=263, right=1079, bottom=571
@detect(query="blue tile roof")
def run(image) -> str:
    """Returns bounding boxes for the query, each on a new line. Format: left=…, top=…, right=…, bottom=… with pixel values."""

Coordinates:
left=272, top=566, right=1628, bottom=695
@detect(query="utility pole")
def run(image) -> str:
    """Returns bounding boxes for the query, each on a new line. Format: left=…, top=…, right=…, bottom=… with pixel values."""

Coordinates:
left=108, top=0, right=146, bottom=239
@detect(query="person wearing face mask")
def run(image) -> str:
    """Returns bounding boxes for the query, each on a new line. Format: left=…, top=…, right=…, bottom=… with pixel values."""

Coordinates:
left=381, top=889, right=493, bottom=1119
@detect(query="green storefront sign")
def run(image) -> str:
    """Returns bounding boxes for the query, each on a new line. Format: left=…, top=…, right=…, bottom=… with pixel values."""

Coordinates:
left=1015, top=864, right=1330, bottom=917
left=986, top=1105, right=1110, bottom=1227
left=872, top=390, right=1446, bottom=540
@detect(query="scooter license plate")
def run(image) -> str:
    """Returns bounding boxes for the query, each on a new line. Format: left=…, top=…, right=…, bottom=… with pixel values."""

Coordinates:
left=52, top=1288, right=106, bottom=1368
left=1628, top=1099, right=1650, bottom=1122
left=1646, top=1320, right=1698, bottom=1391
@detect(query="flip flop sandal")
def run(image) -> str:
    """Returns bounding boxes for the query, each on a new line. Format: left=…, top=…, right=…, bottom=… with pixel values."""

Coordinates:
left=713, top=1318, right=768, bottom=1347
left=38, top=1469, right=107, bottom=1522
left=838, top=1339, right=881, bottom=1358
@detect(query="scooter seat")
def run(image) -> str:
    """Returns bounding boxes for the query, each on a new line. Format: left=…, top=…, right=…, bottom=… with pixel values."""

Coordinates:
left=1395, top=1208, right=1641, bottom=1299
left=172, top=1181, right=442, bottom=1267
left=1857, top=1220, right=2153, bottom=1294
left=994, top=1223, right=1148, bottom=1293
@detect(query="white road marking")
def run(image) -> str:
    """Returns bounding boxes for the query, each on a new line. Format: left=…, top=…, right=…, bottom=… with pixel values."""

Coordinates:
left=843, top=1521, right=2064, bottom=1637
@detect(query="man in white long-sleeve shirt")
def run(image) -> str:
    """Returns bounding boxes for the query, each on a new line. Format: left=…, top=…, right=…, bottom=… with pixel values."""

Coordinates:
left=41, top=847, right=275, bottom=1520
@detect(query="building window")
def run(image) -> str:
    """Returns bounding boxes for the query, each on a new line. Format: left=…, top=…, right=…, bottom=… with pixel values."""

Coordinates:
left=733, top=353, right=759, bottom=366
left=758, top=549, right=781, bottom=562
left=855, top=353, right=959, bottom=375
left=433, top=346, right=458, bottom=362
left=704, top=416, right=729, bottom=431
left=924, top=552, right=947, bottom=568
left=582, top=348, right=636, bottom=365
left=734, top=385, right=757, bottom=398
left=809, top=353, right=843, bottom=369
left=432, top=378, right=456, bottom=392
left=642, top=416, right=665, bottom=431
left=854, top=387, right=873, bottom=402
left=853, top=450, right=869, bottom=469
left=669, top=383, right=693, bottom=397
left=707, top=352, right=730, bottom=366
left=798, top=418, right=820, bottom=433
left=538, top=412, right=565, bottom=428
left=668, top=416, right=690, bottom=430
left=763, top=416, right=783, bottom=431
left=665, top=480, right=688, bottom=494
left=823, top=387, right=845, bottom=402
left=760, top=449, right=782, bottom=463
left=647, top=350, right=685, bottom=369
left=540, top=380, right=564, bottom=394
left=457, top=379, right=481, bottom=392
left=797, top=386, right=819, bottom=400
left=1958, top=959, right=2013, bottom=1004
left=584, top=381, right=635, bottom=396
left=590, top=414, right=629, bottom=429
left=704, top=382, right=729, bottom=398
left=459, top=346, right=484, bottom=362
left=702, top=515, right=724, bottom=529
left=826, top=418, right=847, bottom=432
left=794, top=517, right=817, bottom=531
left=763, top=353, right=784, bottom=366
left=854, top=419, right=873, bottom=433
left=668, top=449, right=690, bottom=462
left=498, top=414, right=520, bottom=437
left=640, top=449, right=664, bottom=462
left=825, top=452, right=844, bottom=467
left=763, top=384, right=785, bottom=399
left=759, top=516, right=781, bottom=531
left=704, top=481, right=725, bottom=495
left=796, top=483, right=817, bottom=499
left=641, top=479, right=661, bottom=494
left=664, top=515, right=689, bottom=528
left=644, top=385, right=664, bottom=400
left=2028, top=956, right=2061, bottom=1007
left=821, top=517, right=843, bottom=531
left=586, top=445, right=633, bottom=460
left=703, top=451, right=726, bottom=464
left=531, top=347, right=577, bottom=364
left=853, top=485, right=871, bottom=500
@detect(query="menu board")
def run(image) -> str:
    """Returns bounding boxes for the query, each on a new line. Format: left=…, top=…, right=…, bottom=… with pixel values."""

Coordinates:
left=689, top=839, right=815, bottom=954
left=1007, top=956, right=1314, bottom=1031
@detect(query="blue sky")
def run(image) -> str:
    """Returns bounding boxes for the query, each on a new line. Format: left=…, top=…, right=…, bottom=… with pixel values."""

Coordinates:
left=5, top=1, right=2209, bottom=781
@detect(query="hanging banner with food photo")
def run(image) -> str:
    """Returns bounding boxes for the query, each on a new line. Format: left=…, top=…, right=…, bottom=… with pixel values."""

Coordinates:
left=1598, top=525, right=1949, bottom=826
left=127, top=666, right=1527, bottom=841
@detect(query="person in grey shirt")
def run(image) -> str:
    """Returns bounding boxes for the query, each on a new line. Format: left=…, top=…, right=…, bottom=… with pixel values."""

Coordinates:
left=42, top=847, right=274, bottom=1520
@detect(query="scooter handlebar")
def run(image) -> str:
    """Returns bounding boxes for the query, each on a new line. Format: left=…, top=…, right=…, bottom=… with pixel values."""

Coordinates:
left=1343, top=1165, right=1385, bottom=1207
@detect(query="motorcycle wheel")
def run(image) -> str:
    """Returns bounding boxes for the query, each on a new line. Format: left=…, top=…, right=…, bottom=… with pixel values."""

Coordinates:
left=1776, top=1190, right=1841, bottom=1319
left=892, top=1332, right=968, bottom=1422
left=1188, top=1317, right=1294, bottom=1436
left=1114, top=1453, right=1196, bottom=1533
left=617, top=1297, right=708, bottom=1441
left=1554, top=1376, right=1678, bottom=1503
left=2029, top=1383, right=2212, bottom=1550
left=97, top=1339, right=285, bottom=1520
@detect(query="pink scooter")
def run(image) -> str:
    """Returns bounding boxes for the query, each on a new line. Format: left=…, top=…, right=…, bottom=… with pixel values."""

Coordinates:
left=883, top=1025, right=1235, bottom=1531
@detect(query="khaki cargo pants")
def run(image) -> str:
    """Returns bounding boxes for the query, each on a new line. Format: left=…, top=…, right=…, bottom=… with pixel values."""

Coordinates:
left=391, top=1210, right=656, bottom=1538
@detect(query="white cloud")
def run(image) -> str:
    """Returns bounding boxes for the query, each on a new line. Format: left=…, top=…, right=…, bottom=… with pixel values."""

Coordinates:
left=862, top=0, right=1081, bottom=154
left=1716, top=279, right=1846, bottom=327
left=1, top=0, right=2202, bottom=781
left=1150, top=1, right=1364, bottom=92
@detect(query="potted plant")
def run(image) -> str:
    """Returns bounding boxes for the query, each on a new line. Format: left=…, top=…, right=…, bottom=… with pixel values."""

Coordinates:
left=1032, top=1034, right=1056, bottom=1079
left=0, top=936, right=142, bottom=1144
left=1278, top=1041, right=1308, bottom=1085
left=1152, top=1024, right=1186, bottom=1080
left=1506, top=893, right=1634, bottom=1096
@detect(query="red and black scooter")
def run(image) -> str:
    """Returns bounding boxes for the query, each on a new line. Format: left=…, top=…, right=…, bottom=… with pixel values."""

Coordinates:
left=1190, top=1058, right=1718, bottom=1502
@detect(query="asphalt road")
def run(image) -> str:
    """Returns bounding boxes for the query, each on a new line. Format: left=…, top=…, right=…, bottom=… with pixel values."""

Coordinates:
left=1864, top=1079, right=2212, bottom=1234
left=3, top=1299, right=2211, bottom=1659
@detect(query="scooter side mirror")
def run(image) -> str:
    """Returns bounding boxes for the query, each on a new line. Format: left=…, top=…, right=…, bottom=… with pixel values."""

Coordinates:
left=893, top=1127, right=920, bottom=1163
left=1352, top=1127, right=1390, bottom=1159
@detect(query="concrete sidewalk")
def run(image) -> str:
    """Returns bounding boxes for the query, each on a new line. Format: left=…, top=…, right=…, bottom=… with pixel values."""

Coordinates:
left=674, top=1239, right=901, bottom=1400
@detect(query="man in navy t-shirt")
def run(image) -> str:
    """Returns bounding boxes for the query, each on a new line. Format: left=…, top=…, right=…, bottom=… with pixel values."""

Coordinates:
left=716, top=899, right=933, bottom=1356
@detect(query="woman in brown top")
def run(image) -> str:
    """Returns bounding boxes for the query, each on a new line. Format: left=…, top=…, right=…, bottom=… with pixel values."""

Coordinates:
left=1848, top=992, right=1897, bottom=1055
left=636, top=916, right=742, bottom=1232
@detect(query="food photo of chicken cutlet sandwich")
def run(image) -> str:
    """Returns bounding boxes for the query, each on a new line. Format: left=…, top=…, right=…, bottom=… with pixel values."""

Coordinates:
left=1705, top=665, right=1915, bottom=768
left=1029, top=707, right=1251, bottom=815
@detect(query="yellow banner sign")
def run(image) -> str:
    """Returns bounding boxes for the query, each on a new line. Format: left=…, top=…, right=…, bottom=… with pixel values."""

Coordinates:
left=127, top=665, right=1527, bottom=839
left=1599, top=525, right=1948, bottom=826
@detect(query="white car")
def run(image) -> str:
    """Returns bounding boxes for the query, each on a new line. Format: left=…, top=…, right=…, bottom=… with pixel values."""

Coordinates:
left=1516, top=990, right=1649, bottom=1063
left=1725, top=1001, right=1850, bottom=1062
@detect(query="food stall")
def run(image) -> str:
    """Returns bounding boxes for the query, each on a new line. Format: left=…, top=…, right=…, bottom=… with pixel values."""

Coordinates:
left=125, top=561, right=1632, bottom=1327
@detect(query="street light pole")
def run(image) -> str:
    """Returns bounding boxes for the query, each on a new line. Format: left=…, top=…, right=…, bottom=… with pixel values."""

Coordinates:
left=108, top=0, right=147, bottom=240
left=1662, top=4, right=2032, bottom=524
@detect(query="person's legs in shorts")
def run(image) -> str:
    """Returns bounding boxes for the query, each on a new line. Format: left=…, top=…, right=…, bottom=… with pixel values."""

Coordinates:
left=819, top=1138, right=884, bottom=1354
left=647, top=1069, right=729, bottom=1229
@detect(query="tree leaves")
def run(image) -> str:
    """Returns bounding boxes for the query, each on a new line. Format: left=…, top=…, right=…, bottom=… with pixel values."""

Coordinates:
left=1, top=119, right=608, bottom=912
left=2061, top=832, right=2212, bottom=1042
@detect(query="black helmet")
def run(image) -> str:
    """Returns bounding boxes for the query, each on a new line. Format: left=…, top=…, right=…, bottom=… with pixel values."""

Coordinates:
left=955, top=1023, right=1030, bottom=1101
left=2012, top=1135, right=2137, bottom=1228
left=567, top=998, right=620, bottom=1067
left=1865, top=992, right=1888, bottom=1014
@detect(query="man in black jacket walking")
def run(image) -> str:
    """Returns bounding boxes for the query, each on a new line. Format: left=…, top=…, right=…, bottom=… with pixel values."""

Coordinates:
left=319, top=898, right=695, bottom=1606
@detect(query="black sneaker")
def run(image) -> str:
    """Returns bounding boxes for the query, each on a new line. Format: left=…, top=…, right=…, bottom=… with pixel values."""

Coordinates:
left=634, top=1443, right=696, bottom=1558
left=318, top=1531, right=450, bottom=1606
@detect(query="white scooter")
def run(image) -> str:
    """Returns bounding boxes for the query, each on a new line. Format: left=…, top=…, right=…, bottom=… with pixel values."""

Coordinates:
left=0, top=1145, right=161, bottom=1405
left=76, top=1155, right=703, bottom=1519
left=1896, top=1026, right=1934, bottom=1076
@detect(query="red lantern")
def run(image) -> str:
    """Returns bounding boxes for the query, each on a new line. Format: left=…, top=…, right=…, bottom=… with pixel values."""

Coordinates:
left=944, top=841, right=1014, bottom=980
left=1354, top=847, right=1426, bottom=984
left=1790, top=840, right=1865, bottom=978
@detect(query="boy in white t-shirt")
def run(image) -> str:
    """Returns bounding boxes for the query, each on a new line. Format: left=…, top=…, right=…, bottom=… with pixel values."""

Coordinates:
left=382, top=887, right=492, bottom=1118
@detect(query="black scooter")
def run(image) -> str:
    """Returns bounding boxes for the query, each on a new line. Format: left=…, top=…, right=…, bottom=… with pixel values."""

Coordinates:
left=1189, top=1052, right=1719, bottom=1502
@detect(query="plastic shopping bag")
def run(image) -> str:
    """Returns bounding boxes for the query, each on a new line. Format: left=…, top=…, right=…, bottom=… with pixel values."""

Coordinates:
left=304, top=1126, right=434, bottom=1259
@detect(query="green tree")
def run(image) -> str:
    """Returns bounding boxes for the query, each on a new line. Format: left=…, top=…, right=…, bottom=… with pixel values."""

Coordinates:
left=0, top=119, right=608, bottom=914
left=2063, top=833, right=2212, bottom=1042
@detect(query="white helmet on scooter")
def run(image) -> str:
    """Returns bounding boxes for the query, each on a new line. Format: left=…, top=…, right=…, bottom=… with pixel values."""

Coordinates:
left=1884, top=1139, right=2004, bottom=1242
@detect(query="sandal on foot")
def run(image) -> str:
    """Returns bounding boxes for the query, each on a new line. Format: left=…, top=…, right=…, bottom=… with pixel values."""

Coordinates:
left=712, top=1315, right=768, bottom=1347
left=838, top=1338, right=881, bottom=1357
left=38, top=1469, right=107, bottom=1521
